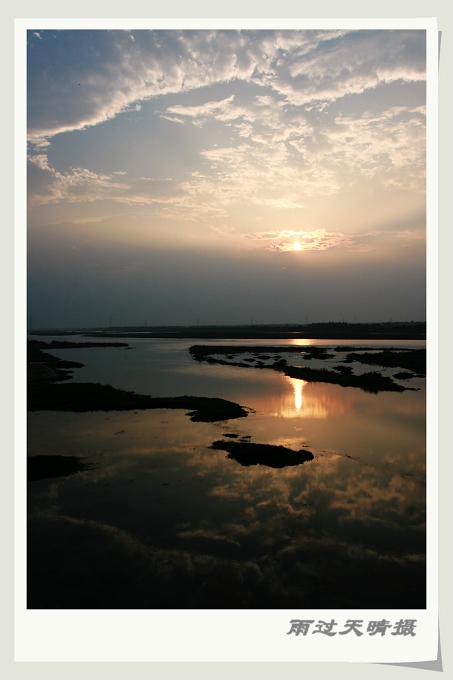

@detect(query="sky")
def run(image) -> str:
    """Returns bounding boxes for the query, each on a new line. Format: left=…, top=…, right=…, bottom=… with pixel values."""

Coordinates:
left=26, top=28, right=427, bottom=328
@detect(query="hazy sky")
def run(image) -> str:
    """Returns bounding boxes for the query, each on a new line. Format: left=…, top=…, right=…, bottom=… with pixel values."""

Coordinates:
left=27, top=29, right=426, bottom=328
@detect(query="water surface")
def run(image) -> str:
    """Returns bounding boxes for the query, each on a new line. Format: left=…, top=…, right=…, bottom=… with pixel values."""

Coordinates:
left=28, top=336, right=426, bottom=609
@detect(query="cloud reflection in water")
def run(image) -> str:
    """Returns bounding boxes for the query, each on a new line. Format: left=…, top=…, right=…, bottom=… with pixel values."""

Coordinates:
left=28, top=372, right=425, bottom=610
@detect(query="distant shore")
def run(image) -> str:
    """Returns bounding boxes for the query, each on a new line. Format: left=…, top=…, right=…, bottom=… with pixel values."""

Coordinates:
left=29, top=321, right=426, bottom=341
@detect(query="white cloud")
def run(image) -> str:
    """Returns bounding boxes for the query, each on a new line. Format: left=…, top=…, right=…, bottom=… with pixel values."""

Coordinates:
left=27, top=154, right=187, bottom=208
left=27, top=30, right=425, bottom=146
left=159, top=95, right=424, bottom=209
left=28, top=102, right=424, bottom=218
left=165, top=95, right=235, bottom=120
left=28, top=153, right=52, bottom=172
left=311, top=106, right=426, bottom=190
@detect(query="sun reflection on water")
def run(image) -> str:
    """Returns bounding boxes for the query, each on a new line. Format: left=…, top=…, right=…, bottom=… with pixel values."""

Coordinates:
left=292, top=377, right=304, bottom=410
left=284, top=377, right=332, bottom=418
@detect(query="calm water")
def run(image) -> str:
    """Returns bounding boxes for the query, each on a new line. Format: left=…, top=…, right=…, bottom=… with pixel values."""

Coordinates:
left=28, top=336, right=426, bottom=609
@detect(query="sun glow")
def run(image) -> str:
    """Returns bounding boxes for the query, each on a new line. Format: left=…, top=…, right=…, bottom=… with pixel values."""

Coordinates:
left=294, top=242, right=301, bottom=250
left=285, top=377, right=307, bottom=411
left=293, top=380, right=303, bottom=410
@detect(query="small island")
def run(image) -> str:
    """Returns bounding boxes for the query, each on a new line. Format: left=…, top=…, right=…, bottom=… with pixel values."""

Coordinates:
left=210, top=440, right=314, bottom=468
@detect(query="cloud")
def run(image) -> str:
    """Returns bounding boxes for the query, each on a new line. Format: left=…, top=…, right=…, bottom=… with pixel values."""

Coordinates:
left=160, top=94, right=425, bottom=205
left=166, top=98, right=339, bottom=209
left=242, top=227, right=425, bottom=252
left=268, top=30, right=425, bottom=107
left=28, top=153, right=52, bottom=172
left=164, top=94, right=236, bottom=121
left=27, top=29, right=425, bottom=146
left=27, top=104, right=426, bottom=231
left=27, top=154, right=187, bottom=208
left=243, top=228, right=362, bottom=251
left=26, top=29, right=426, bottom=241
left=28, top=88, right=426, bottom=241
left=312, top=106, right=426, bottom=190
